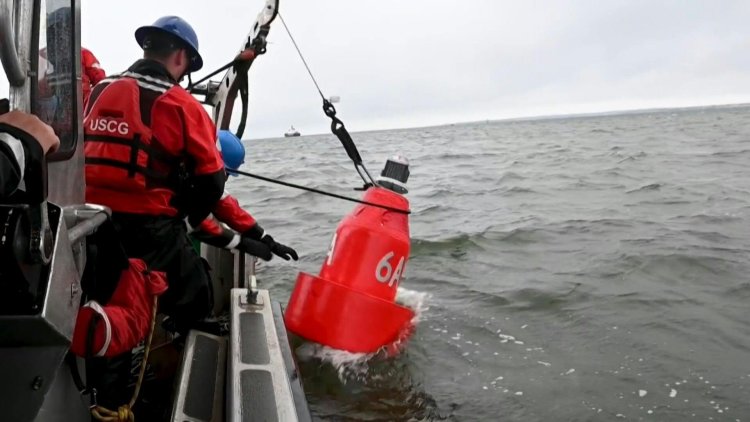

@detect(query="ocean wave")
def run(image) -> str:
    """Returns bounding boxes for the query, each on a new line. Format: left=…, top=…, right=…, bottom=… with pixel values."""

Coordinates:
left=411, top=234, right=482, bottom=256
left=485, top=226, right=550, bottom=244
left=615, top=152, right=647, bottom=163
left=412, top=204, right=446, bottom=215
left=613, top=252, right=743, bottom=283
left=680, top=229, right=736, bottom=243
left=710, top=149, right=750, bottom=157
left=419, top=188, right=465, bottom=199
left=677, top=212, right=745, bottom=225
left=503, top=186, right=539, bottom=194
left=722, top=281, right=750, bottom=300
left=503, top=286, right=589, bottom=312
left=570, top=179, right=626, bottom=189
left=422, top=152, right=482, bottom=161
left=498, top=171, right=526, bottom=182
left=556, top=218, right=636, bottom=231
left=626, top=183, right=662, bottom=193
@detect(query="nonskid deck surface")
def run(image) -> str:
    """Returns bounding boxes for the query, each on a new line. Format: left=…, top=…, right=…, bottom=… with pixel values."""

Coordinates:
left=122, top=289, right=309, bottom=421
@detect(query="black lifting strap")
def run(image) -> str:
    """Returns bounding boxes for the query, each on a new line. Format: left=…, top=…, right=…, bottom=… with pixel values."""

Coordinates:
left=65, top=351, right=87, bottom=394
left=322, top=99, right=377, bottom=188
left=277, top=13, right=377, bottom=188
left=65, top=311, right=105, bottom=407
left=63, top=328, right=96, bottom=408
left=323, top=99, right=362, bottom=165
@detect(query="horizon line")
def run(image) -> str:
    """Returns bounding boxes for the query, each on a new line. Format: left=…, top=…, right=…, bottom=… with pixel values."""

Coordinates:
left=247, top=100, right=750, bottom=141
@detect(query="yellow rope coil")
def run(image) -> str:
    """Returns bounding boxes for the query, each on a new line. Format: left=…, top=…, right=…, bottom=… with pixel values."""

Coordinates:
left=91, top=295, right=159, bottom=422
left=90, top=405, right=134, bottom=422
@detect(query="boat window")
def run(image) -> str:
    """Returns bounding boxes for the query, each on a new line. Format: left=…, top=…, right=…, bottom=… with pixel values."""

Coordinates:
left=33, top=0, right=78, bottom=160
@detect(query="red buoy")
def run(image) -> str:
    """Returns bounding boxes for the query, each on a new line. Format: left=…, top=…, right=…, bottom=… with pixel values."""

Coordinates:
left=285, top=157, right=415, bottom=353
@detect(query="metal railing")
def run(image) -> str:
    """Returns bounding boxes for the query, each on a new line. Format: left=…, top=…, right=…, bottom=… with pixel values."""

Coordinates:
left=0, top=0, right=25, bottom=87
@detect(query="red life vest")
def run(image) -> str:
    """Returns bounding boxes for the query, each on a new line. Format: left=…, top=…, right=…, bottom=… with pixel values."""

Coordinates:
left=84, top=73, right=185, bottom=216
left=70, top=259, right=168, bottom=358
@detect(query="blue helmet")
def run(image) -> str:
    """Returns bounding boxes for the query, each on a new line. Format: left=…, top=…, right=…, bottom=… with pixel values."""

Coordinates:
left=135, top=16, right=203, bottom=72
left=218, top=130, right=245, bottom=175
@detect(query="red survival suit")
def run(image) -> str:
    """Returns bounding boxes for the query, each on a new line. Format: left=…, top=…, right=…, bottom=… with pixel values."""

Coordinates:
left=213, top=190, right=258, bottom=233
left=71, top=62, right=225, bottom=357
left=71, top=259, right=167, bottom=357
left=81, top=47, right=106, bottom=104
left=189, top=192, right=274, bottom=261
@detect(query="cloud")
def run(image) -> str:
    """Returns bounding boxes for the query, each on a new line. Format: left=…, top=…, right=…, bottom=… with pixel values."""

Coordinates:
left=4, top=0, right=750, bottom=139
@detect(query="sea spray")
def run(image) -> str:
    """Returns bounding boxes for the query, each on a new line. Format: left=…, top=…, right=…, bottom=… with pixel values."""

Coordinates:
left=295, top=287, right=430, bottom=382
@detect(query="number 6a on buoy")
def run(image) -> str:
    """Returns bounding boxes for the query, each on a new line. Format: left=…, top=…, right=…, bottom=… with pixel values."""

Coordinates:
left=375, top=251, right=405, bottom=287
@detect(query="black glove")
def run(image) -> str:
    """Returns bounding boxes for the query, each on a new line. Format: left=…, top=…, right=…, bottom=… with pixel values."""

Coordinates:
left=238, top=236, right=273, bottom=261
left=261, top=235, right=299, bottom=261
left=243, top=223, right=299, bottom=261
left=243, top=223, right=265, bottom=240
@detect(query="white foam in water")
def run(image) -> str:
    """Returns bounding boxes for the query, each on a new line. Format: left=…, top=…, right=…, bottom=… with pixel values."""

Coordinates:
left=499, top=334, right=516, bottom=343
left=395, top=286, right=430, bottom=322
left=294, top=287, right=431, bottom=382
left=296, top=342, right=374, bottom=382
left=670, top=388, right=677, bottom=398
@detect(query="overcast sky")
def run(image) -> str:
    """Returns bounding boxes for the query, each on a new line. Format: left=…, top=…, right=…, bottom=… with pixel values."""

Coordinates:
left=26, top=1, right=750, bottom=138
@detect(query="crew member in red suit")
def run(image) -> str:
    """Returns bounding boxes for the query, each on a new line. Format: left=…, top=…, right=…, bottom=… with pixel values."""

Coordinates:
left=82, top=16, right=225, bottom=408
left=189, top=130, right=298, bottom=261
left=81, top=47, right=106, bottom=104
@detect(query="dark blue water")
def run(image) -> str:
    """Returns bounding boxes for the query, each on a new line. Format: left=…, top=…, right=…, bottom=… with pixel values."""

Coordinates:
left=229, top=104, right=750, bottom=421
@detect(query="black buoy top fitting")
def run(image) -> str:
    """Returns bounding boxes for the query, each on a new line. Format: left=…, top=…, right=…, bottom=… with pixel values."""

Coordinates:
left=377, top=155, right=410, bottom=194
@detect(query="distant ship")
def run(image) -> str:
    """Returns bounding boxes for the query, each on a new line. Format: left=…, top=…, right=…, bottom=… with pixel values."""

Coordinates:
left=285, top=125, right=300, bottom=137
